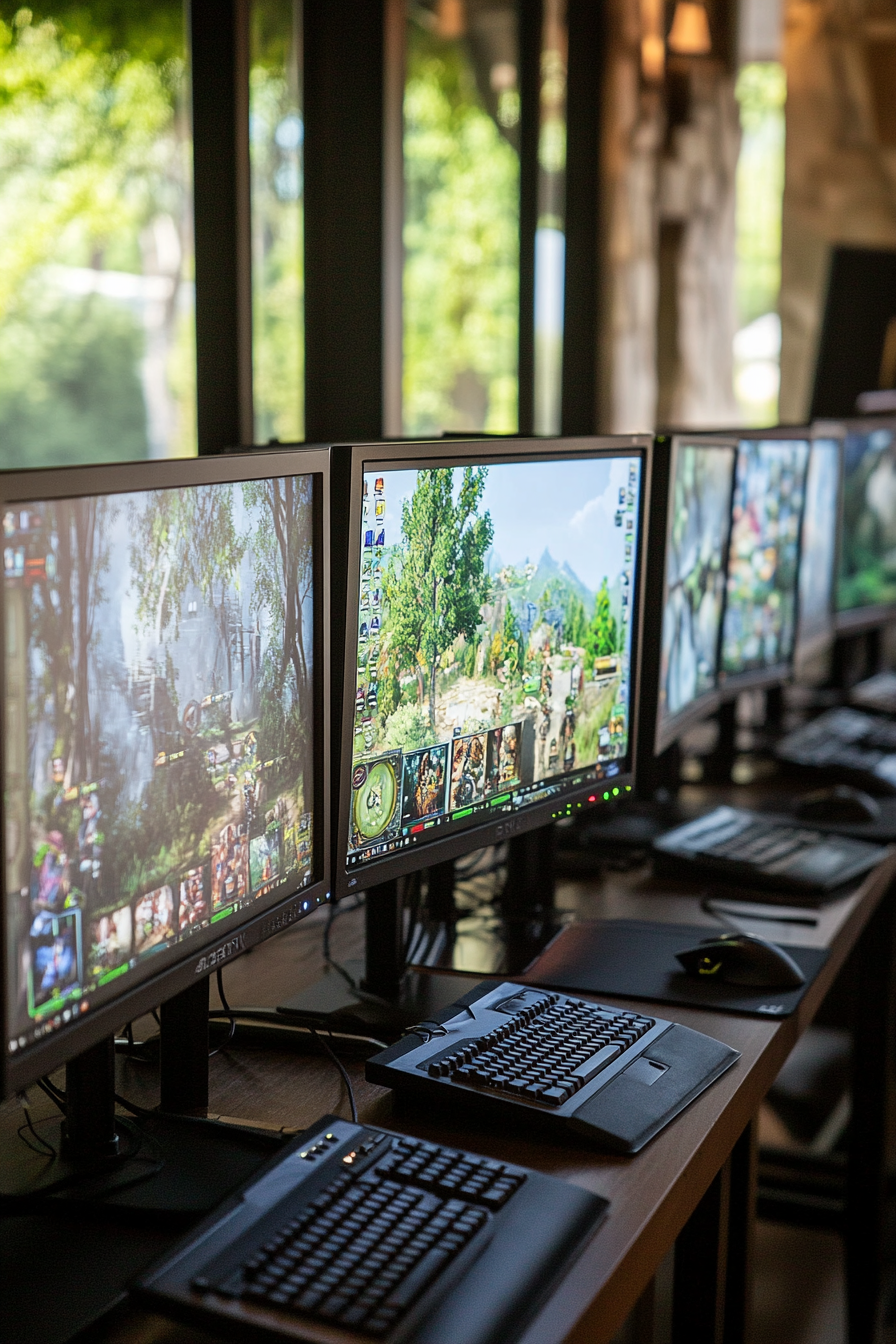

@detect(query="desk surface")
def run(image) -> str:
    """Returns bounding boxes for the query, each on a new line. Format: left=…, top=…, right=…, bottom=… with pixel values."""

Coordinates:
left=5, top=847, right=895, bottom=1344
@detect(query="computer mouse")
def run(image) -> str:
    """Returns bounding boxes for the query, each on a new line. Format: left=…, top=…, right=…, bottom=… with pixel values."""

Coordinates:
left=675, top=932, right=806, bottom=989
left=793, top=784, right=881, bottom=825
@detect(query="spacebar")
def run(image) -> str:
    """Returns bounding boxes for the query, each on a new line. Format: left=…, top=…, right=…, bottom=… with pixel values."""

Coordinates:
left=571, top=1043, right=622, bottom=1081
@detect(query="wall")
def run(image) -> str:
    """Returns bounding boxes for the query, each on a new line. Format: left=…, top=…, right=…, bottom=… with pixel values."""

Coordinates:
left=779, top=0, right=896, bottom=421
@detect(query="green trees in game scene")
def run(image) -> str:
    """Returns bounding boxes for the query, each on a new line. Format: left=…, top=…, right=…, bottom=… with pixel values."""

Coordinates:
left=385, top=467, right=494, bottom=727
left=587, top=578, right=619, bottom=662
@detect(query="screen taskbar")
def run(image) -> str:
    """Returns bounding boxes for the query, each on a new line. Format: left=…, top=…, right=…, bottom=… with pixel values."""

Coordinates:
left=345, top=759, right=632, bottom=868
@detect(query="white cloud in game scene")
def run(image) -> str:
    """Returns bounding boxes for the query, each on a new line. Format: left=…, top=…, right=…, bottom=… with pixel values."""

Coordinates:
left=372, top=455, right=638, bottom=597
left=569, top=457, right=631, bottom=534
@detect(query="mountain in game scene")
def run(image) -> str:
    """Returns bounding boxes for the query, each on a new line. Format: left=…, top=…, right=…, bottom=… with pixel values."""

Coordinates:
left=526, top=548, right=594, bottom=610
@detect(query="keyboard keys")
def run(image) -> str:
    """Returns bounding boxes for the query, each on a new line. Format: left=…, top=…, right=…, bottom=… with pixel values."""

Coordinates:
left=571, top=1043, right=623, bottom=1080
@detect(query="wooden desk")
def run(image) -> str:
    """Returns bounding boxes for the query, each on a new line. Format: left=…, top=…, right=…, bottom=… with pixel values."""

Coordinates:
left=5, top=848, right=895, bottom=1344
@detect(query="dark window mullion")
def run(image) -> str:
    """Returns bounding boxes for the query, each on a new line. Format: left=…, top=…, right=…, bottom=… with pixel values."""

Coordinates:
left=191, top=0, right=254, bottom=454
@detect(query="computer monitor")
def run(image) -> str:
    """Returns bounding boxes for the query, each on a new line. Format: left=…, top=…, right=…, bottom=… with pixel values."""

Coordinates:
left=835, top=418, right=896, bottom=633
left=2, top=447, right=330, bottom=1102
left=718, top=432, right=811, bottom=693
left=653, top=435, right=738, bottom=755
left=794, top=427, right=843, bottom=683
left=333, top=436, right=652, bottom=901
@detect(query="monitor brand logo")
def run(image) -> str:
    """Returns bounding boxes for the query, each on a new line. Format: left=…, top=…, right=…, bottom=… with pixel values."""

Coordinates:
left=495, top=818, right=523, bottom=840
left=756, top=1003, right=785, bottom=1014
left=258, top=899, right=305, bottom=940
left=195, top=934, right=246, bottom=974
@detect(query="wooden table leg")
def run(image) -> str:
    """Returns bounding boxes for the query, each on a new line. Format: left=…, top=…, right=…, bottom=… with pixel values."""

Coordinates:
left=845, top=886, right=896, bottom=1344
left=672, top=1159, right=731, bottom=1344
left=671, top=1118, right=756, bottom=1344
left=724, top=1119, right=757, bottom=1344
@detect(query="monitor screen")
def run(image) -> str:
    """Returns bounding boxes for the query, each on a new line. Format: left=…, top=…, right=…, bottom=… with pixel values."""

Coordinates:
left=4, top=452, right=328, bottom=1091
left=837, top=422, right=896, bottom=625
left=720, top=437, right=810, bottom=683
left=339, top=442, right=648, bottom=888
left=657, top=439, right=736, bottom=747
left=795, top=435, right=841, bottom=670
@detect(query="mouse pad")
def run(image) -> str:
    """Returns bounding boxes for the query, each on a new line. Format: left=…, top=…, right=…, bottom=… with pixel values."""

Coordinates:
left=520, top=919, right=829, bottom=1018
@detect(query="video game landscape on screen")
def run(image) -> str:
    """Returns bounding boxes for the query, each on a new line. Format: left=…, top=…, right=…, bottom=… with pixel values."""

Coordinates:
left=5, top=475, right=315, bottom=1052
left=347, top=456, right=641, bottom=867
left=721, top=439, right=808, bottom=676
left=838, top=427, right=896, bottom=614
left=659, top=442, right=735, bottom=724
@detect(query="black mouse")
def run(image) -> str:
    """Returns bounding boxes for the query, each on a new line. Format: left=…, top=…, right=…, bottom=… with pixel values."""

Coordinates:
left=793, top=784, right=881, bottom=825
left=676, top=932, right=806, bottom=989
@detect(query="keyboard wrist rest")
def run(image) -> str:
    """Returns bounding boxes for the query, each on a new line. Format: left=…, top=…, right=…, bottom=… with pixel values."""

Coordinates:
left=568, top=1023, right=739, bottom=1154
left=416, top=1174, right=607, bottom=1344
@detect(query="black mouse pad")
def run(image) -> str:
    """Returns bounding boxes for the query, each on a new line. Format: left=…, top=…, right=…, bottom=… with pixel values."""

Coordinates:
left=520, top=919, right=828, bottom=1018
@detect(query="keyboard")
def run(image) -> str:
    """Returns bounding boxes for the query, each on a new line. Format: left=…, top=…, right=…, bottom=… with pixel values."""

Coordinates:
left=776, top=707, right=896, bottom=793
left=138, top=1115, right=607, bottom=1344
left=851, top=671, right=896, bottom=715
left=366, top=982, right=738, bottom=1154
left=653, top=805, right=888, bottom=896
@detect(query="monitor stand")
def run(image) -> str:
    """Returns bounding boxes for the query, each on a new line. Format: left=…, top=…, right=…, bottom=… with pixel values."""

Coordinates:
left=1, top=979, right=285, bottom=1344
left=277, top=878, right=471, bottom=1036
left=0, top=978, right=281, bottom=1217
left=279, top=830, right=569, bottom=1034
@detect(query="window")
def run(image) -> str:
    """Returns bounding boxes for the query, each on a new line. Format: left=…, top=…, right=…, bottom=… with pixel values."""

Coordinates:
left=250, top=0, right=304, bottom=444
left=0, top=4, right=195, bottom=467
left=403, top=0, right=520, bottom=436
left=733, top=62, right=786, bottom=427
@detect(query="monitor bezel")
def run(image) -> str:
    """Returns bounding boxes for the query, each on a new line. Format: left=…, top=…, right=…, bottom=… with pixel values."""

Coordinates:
left=653, top=433, right=740, bottom=756
left=333, top=435, right=654, bottom=901
left=834, top=415, right=896, bottom=636
left=2, top=446, right=331, bottom=1099
left=716, top=427, right=813, bottom=700
left=793, top=425, right=844, bottom=682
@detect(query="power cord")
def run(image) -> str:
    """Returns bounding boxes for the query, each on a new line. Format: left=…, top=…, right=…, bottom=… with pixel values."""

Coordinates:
left=310, top=1028, right=358, bottom=1123
left=16, top=1091, right=57, bottom=1158
left=209, top=966, right=236, bottom=1057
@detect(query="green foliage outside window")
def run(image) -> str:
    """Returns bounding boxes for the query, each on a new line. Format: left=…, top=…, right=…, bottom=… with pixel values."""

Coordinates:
left=403, top=29, right=520, bottom=436
left=735, top=62, right=786, bottom=329
left=0, top=6, right=194, bottom=467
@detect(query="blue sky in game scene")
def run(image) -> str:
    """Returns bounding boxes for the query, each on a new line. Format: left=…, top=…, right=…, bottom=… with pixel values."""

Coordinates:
left=365, top=456, right=641, bottom=599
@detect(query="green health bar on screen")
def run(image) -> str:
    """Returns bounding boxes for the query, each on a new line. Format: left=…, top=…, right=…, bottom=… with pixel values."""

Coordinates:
left=98, top=963, right=130, bottom=987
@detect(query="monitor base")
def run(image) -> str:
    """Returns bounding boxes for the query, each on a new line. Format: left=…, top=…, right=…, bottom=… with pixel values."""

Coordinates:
left=0, top=1106, right=282, bottom=1344
left=277, top=959, right=477, bottom=1036
left=406, top=912, right=566, bottom=979
left=0, top=1106, right=281, bottom=1217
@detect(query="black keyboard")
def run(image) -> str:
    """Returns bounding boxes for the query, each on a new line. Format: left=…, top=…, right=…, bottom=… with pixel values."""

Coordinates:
left=851, top=671, right=896, bottom=716
left=138, top=1116, right=607, bottom=1344
left=653, top=805, right=887, bottom=896
left=366, top=982, right=738, bottom=1154
left=776, top=707, right=896, bottom=792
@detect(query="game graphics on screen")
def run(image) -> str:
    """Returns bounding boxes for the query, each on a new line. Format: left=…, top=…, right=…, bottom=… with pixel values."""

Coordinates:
left=5, top=477, right=315, bottom=1054
left=659, top=443, right=735, bottom=724
left=838, top=428, right=896, bottom=613
left=346, top=457, right=640, bottom=866
left=721, top=439, right=809, bottom=676
left=797, top=439, right=840, bottom=644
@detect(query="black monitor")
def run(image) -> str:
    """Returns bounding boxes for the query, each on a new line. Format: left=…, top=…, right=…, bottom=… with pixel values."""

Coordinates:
left=718, top=432, right=811, bottom=694
left=835, top=418, right=896, bottom=633
left=334, top=436, right=652, bottom=899
left=652, top=434, right=738, bottom=756
left=793, top=426, right=843, bottom=684
left=2, top=448, right=330, bottom=1106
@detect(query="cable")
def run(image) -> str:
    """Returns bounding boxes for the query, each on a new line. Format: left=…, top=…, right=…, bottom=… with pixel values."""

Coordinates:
left=16, top=1092, right=56, bottom=1158
left=209, top=965, right=236, bottom=1057
left=113, top=1092, right=156, bottom=1118
left=310, top=1028, right=358, bottom=1123
left=206, top=1006, right=388, bottom=1052
left=37, top=1077, right=66, bottom=1111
